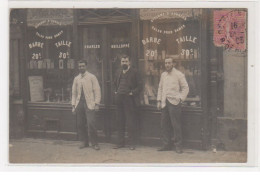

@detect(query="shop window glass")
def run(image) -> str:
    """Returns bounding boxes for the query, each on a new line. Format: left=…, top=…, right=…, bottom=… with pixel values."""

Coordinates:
left=26, top=9, right=75, bottom=103
left=139, top=9, right=202, bottom=107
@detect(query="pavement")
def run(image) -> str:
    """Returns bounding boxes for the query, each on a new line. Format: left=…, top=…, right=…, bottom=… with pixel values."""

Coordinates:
left=9, top=138, right=247, bottom=164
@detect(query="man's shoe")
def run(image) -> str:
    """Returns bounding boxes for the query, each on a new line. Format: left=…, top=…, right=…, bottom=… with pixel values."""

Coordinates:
left=157, top=146, right=171, bottom=151
left=92, top=145, right=100, bottom=151
left=175, top=147, right=183, bottom=154
left=79, top=143, right=89, bottom=149
left=129, top=146, right=135, bottom=150
left=113, top=145, right=124, bottom=149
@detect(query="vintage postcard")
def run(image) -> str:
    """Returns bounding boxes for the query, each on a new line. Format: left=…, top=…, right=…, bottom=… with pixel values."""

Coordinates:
left=3, top=0, right=259, bottom=169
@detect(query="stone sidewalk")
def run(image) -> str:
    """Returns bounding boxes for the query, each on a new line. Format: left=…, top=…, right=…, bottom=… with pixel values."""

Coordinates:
left=9, top=138, right=247, bottom=164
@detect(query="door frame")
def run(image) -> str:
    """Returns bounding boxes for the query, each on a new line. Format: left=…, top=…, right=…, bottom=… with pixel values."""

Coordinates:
left=78, top=21, right=136, bottom=140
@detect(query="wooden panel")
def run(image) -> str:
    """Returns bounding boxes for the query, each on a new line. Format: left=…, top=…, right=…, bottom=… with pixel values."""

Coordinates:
left=59, top=110, right=76, bottom=132
left=182, top=112, right=203, bottom=140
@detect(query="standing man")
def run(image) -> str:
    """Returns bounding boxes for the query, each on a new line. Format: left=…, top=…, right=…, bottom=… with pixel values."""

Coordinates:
left=113, top=55, right=140, bottom=150
left=72, top=60, right=101, bottom=150
left=157, top=58, right=189, bottom=154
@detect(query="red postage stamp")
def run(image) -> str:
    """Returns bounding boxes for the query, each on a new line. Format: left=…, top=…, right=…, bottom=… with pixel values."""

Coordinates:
left=213, top=10, right=247, bottom=51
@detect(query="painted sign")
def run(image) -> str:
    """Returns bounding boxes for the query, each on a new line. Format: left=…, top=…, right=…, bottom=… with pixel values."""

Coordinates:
left=214, top=10, right=246, bottom=51
left=54, top=40, right=72, bottom=69
left=27, top=9, right=73, bottom=27
left=28, top=76, right=44, bottom=102
left=35, top=20, right=64, bottom=40
left=55, top=40, right=72, bottom=48
left=142, top=37, right=162, bottom=45
left=28, top=41, right=43, bottom=62
left=150, top=12, right=187, bottom=34
left=111, top=43, right=130, bottom=49
left=28, top=41, right=44, bottom=49
left=140, top=9, right=201, bottom=35
left=140, top=9, right=201, bottom=20
left=84, top=44, right=101, bottom=49
left=176, top=36, right=197, bottom=44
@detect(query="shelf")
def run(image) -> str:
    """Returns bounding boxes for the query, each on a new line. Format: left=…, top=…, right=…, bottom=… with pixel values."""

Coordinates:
left=139, top=58, right=200, bottom=62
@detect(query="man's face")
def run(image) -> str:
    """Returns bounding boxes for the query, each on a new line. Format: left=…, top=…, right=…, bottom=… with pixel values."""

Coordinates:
left=165, top=58, right=175, bottom=72
left=78, top=62, right=87, bottom=74
left=121, top=57, right=130, bottom=70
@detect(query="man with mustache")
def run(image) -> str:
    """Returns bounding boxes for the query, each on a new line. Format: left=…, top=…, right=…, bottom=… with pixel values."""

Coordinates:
left=72, top=60, right=101, bottom=150
left=113, top=55, right=141, bottom=150
left=157, top=58, right=189, bottom=154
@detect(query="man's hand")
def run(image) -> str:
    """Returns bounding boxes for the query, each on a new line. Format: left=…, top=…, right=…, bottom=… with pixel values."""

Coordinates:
left=94, top=104, right=99, bottom=111
left=157, top=101, right=161, bottom=110
left=72, top=105, right=76, bottom=115
left=129, top=92, right=133, bottom=96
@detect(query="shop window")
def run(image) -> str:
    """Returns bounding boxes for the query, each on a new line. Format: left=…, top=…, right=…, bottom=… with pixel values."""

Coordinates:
left=26, top=9, right=75, bottom=103
left=139, top=9, right=202, bottom=107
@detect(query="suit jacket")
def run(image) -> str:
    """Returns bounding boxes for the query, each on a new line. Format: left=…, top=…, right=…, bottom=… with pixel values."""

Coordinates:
left=114, top=67, right=141, bottom=106
left=72, top=71, right=101, bottom=110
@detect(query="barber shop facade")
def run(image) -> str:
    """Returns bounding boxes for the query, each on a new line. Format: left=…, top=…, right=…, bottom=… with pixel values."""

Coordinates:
left=9, top=9, right=247, bottom=151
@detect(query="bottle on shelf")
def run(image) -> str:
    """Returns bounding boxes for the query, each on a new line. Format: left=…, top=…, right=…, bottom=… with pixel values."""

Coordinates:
left=33, top=60, right=38, bottom=69
left=44, top=59, right=51, bottom=69
left=38, top=60, right=43, bottom=69
left=29, top=59, right=34, bottom=69
left=194, top=49, right=198, bottom=59
left=59, top=59, right=64, bottom=69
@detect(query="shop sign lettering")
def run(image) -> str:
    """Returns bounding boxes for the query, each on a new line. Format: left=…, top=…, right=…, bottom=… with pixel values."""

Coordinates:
left=142, top=37, right=161, bottom=45
left=140, top=9, right=201, bottom=20
left=176, top=36, right=198, bottom=44
left=84, top=44, right=100, bottom=49
left=28, top=41, right=44, bottom=49
left=55, top=40, right=72, bottom=48
left=111, top=43, right=130, bottom=49
left=31, top=53, right=42, bottom=60
left=55, top=40, right=72, bottom=60
left=28, top=41, right=43, bottom=60
left=150, top=11, right=187, bottom=34
left=35, top=19, right=64, bottom=40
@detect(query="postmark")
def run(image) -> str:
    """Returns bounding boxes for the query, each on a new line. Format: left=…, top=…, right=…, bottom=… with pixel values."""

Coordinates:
left=214, top=10, right=247, bottom=51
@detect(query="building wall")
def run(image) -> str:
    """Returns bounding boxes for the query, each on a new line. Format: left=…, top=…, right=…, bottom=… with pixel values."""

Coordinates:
left=223, top=50, right=247, bottom=118
left=216, top=50, right=247, bottom=152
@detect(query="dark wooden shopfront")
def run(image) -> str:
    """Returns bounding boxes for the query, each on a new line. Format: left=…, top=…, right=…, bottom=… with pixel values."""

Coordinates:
left=10, top=9, right=215, bottom=150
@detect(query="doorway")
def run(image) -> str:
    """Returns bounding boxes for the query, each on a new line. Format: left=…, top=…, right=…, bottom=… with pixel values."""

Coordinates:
left=79, top=22, right=132, bottom=140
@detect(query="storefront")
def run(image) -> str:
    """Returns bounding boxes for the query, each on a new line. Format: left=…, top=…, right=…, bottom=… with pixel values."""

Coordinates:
left=9, top=8, right=247, bottom=150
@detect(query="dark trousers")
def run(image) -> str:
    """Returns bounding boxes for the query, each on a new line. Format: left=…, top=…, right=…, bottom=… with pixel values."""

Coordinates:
left=115, top=94, right=136, bottom=146
left=161, top=99, right=182, bottom=148
left=76, top=99, right=98, bottom=146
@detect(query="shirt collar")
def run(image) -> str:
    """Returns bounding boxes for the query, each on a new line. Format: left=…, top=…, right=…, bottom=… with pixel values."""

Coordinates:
left=167, top=67, right=175, bottom=74
left=81, top=71, right=88, bottom=78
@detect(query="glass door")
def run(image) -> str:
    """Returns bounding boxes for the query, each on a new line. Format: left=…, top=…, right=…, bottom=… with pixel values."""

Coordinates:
left=81, top=25, right=106, bottom=105
left=107, top=23, right=132, bottom=105
left=80, top=23, right=132, bottom=107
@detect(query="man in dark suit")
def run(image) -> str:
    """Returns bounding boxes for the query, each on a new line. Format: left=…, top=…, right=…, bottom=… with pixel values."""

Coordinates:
left=113, top=55, right=141, bottom=150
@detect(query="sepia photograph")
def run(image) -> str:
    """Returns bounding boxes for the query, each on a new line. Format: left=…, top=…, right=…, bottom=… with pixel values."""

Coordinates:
left=6, top=1, right=258, bottom=167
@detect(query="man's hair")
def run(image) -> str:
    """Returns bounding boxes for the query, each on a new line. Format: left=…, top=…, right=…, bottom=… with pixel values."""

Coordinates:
left=121, top=54, right=130, bottom=61
left=78, top=60, right=87, bottom=66
left=165, top=58, right=176, bottom=63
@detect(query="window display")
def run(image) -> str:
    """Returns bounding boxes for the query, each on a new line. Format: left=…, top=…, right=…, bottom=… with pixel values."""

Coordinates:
left=26, top=9, right=75, bottom=103
left=139, top=9, right=202, bottom=107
